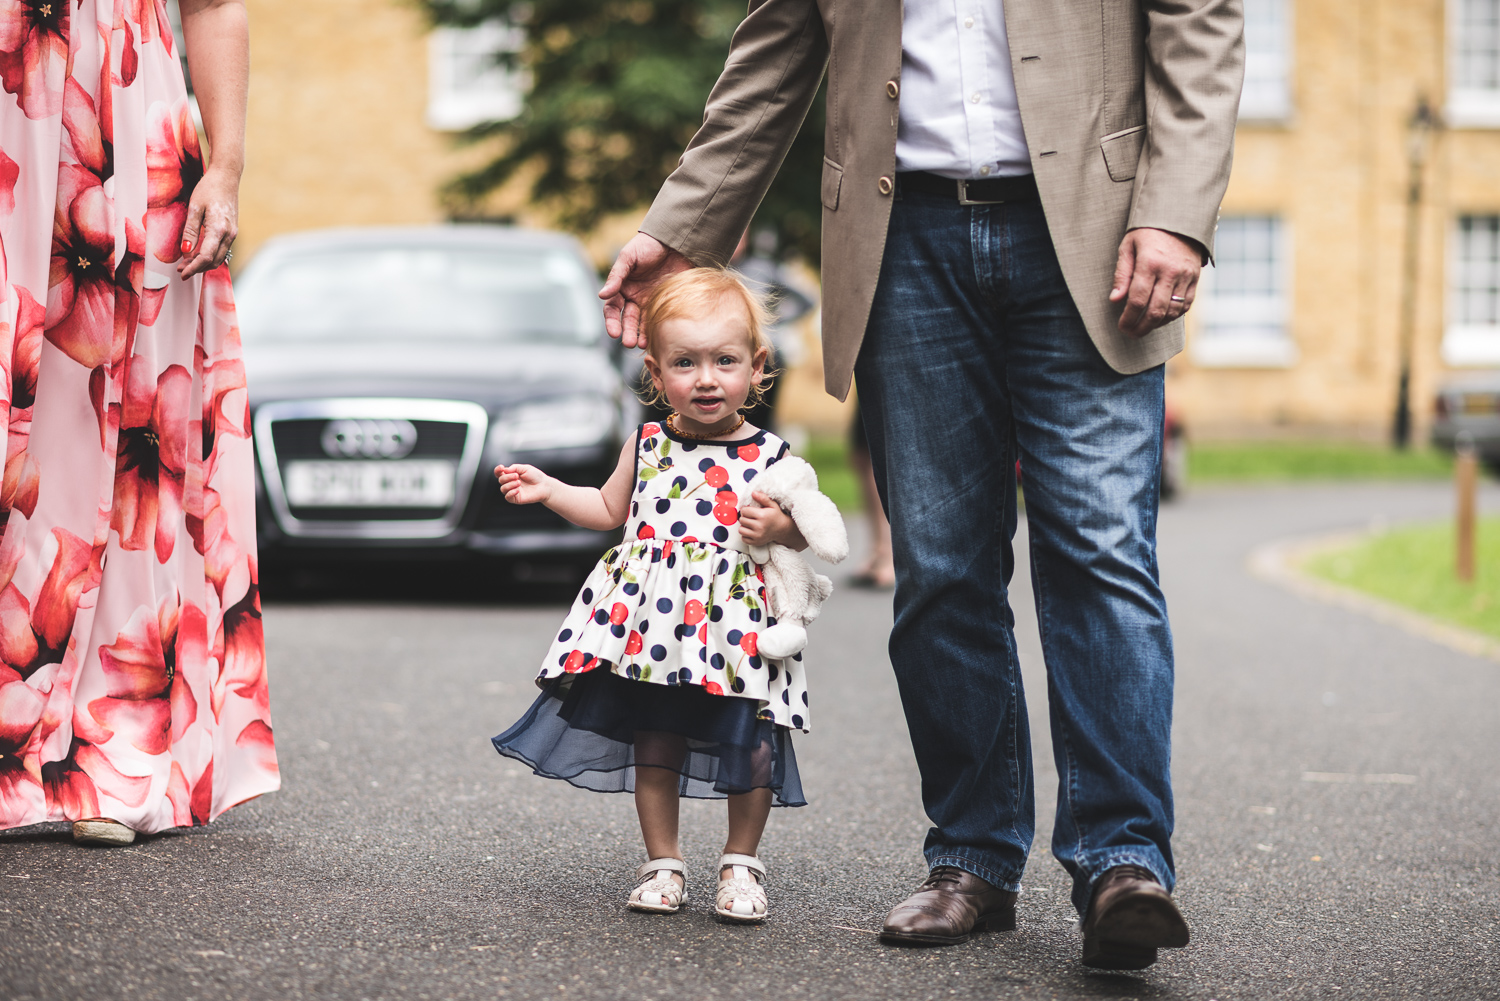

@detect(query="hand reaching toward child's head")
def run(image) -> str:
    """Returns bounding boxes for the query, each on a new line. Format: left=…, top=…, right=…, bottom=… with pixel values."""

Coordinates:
left=495, top=464, right=553, bottom=506
left=738, top=491, right=807, bottom=551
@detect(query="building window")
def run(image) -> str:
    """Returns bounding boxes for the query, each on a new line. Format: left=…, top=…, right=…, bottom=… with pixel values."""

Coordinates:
left=1191, top=216, right=1296, bottom=368
left=1450, top=0, right=1500, bottom=126
left=1444, top=216, right=1500, bottom=364
left=1239, top=0, right=1291, bottom=122
left=427, top=19, right=525, bottom=132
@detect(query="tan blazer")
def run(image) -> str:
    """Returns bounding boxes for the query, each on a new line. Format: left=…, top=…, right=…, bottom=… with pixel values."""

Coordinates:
left=639, top=0, right=1245, bottom=399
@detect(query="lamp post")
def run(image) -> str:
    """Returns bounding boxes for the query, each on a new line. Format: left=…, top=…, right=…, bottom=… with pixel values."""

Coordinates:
left=1392, top=96, right=1438, bottom=450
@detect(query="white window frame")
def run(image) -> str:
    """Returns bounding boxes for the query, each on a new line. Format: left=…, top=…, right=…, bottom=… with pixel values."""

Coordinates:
left=1444, top=215, right=1500, bottom=365
left=427, top=19, right=525, bottom=132
left=1448, top=0, right=1500, bottom=128
left=1238, top=0, right=1292, bottom=123
left=1190, top=215, right=1297, bottom=369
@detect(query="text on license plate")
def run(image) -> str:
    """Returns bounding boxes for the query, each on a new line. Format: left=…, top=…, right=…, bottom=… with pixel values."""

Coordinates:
left=283, top=460, right=457, bottom=508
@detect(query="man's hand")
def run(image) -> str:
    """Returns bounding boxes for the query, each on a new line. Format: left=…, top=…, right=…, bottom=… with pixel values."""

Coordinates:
left=599, top=233, right=694, bottom=348
left=1109, top=228, right=1203, bottom=339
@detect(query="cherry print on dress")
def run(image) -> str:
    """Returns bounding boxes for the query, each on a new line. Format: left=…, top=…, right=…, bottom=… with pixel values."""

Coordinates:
left=527, top=426, right=809, bottom=732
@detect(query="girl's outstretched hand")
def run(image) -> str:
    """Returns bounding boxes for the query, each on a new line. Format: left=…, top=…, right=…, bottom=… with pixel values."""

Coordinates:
left=496, top=464, right=553, bottom=505
left=738, top=492, right=805, bottom=550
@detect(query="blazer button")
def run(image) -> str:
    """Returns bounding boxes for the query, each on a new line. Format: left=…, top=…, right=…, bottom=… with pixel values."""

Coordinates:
left=877, top=176, right=894, bottom=195
left=886, top=80, right=899, bottom=99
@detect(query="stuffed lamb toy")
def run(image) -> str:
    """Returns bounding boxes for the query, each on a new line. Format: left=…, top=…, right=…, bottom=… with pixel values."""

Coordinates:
left=738, top=455, right=849, bottom=658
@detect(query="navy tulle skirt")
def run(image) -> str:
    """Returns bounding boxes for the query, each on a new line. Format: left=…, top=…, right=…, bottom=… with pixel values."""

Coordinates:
left=493, top=669, right=806, bottom=807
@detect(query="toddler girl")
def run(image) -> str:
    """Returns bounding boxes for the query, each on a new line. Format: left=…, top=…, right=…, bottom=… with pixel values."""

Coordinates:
left=492, top=268, right=822, bottom=922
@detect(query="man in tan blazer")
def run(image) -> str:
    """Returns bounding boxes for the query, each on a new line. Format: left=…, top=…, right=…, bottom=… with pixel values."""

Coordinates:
left=602, top=0, right=1242, bottom=969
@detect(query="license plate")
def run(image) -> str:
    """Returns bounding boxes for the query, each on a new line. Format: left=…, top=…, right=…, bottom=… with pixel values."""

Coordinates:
left=283, top=460, right=456, bottom=508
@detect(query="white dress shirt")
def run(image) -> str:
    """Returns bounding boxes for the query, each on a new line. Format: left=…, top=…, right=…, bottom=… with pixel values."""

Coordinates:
left=895, top=0, right=1033, bottom=179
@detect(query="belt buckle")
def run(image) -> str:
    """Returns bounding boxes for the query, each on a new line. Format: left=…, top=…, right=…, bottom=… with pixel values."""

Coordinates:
left=957, top=179, right=1005, bottom=206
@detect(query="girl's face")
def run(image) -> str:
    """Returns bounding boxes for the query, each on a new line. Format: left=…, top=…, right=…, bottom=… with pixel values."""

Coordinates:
left=643, top=303, right=766, bottom=431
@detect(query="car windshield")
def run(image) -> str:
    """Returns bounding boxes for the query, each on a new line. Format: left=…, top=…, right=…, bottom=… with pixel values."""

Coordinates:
left=235, top=245, right=601, bottom=345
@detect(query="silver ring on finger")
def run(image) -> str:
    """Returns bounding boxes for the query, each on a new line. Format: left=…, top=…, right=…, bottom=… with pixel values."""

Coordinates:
left=1170, top=295, right=1186, bottom=303
left=224, top=250, right=233, bottom=263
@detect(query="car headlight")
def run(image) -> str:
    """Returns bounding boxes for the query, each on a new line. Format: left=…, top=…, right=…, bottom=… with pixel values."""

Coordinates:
left=491, top=395, right=616, bottom=454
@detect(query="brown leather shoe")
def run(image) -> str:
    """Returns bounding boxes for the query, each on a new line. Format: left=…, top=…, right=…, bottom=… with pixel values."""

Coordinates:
left=1080, top=865, right=1190, bottom=970
left=879, top=866, right=1018, bottom=946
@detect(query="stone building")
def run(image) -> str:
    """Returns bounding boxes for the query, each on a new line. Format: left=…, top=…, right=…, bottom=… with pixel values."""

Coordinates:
left=1171, top=0, right=1500, bottom=439
left=232, top=0, right=1500, bottom=438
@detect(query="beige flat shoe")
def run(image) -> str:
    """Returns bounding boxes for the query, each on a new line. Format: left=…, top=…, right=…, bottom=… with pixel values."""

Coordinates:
left=72, top=819, right=136, bottom=846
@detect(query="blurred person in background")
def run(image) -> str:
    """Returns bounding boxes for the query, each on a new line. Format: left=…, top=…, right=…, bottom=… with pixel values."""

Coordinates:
left=731, top=229, right=812, bottom=432
left=848, top=402, right=894, bottom=589
left=0, top=0, right=277, bottom=845
left=601, top=0, right=1242, bottom=970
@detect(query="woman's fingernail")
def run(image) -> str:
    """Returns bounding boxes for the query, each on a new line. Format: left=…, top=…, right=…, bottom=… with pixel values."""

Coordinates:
left=181, top=240, right=192, bottom=254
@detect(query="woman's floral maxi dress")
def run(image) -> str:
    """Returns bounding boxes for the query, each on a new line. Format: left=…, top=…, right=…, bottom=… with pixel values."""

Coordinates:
left=0, top=1, right=277, bottom=833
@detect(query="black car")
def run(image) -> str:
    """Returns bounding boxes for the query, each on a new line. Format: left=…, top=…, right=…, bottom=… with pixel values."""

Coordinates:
left=236, top=226, right=639, bottom=575
left=1431, top=373, right=1500, bottom=471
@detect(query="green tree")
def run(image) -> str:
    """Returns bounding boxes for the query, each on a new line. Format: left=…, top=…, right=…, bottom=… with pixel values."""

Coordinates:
left=422, top=0, right=826, bottom=264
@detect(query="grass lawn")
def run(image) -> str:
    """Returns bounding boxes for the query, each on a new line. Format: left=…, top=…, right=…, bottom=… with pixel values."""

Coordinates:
left=1305, top=518, right=1500, bottom=639
left=804, top=436, right=862, bottom=511
left=803, top=437, right=1457, bottom=509
left=1189, top=440, right=1452, bottom=482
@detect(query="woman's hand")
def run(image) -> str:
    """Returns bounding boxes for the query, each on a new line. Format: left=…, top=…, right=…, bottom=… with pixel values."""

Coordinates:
left=496, top=464, right=554, bottom=505
left=177, top=164, right=240, bottom=278
left=738, top=492, right=806, bottom=550
left=178, top=0, right=247, bottom=278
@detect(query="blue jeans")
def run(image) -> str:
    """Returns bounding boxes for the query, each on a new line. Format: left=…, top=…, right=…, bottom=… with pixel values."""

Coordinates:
left=854, top=183, right=1176, bottom=916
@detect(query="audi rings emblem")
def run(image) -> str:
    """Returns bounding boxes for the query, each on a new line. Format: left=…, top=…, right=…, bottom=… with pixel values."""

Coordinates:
left=321, top=418, right=418, bottom=459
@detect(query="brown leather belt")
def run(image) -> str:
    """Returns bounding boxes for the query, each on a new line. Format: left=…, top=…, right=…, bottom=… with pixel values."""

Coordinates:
left=897, top=170, right=1039, bottom=205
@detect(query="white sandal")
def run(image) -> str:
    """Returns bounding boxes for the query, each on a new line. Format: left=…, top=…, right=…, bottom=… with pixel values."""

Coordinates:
left=715, top=853, right=768, bottom=923
left=627, top=858, right=687, bottom=914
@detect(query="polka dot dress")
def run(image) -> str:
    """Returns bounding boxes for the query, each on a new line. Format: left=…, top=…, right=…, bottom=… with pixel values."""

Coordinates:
left=535, top=422, right=810, bottom=732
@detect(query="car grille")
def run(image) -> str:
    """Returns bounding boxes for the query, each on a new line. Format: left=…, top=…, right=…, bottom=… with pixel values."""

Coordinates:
left=272, top=419, right=469, bottom=521
left=254, top=399, right=489, bottom=540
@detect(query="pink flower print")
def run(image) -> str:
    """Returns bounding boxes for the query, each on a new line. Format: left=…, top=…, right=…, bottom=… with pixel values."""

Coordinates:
left=0, top=0, right=69, bottom=119
left=9, top=284, right=43, bottom=411
left=0, top=147, right=17, bottom=218
left=145, top=99, right=202, bottom=263
left=32, top=530, right=99, bottom=651
left=112, top=0, right=173, bottom=87
left=188, top=485, right=240, bottom=599
left=44, top=165, right=116, bottom=370
left=0, top=677, right=44, bottom=825
left=0, top=148, right=17, bottom=294
left=235, top=719, right=277, bottom=776
left=62, top=77, right=111, bottom=183
left=111, top=361, right=190, bottom=562
left=167, top=601, right=204, bottom=744
left=166, top=758, right=211, bottom=827
left=40, top=741, right=99, bottom=821
left=0, top=584, right=37, bottom=672
left=114, top=216, right=166, bottom=366
left=0, top=528, right=96, bottom=680
left=1, top=286, right=45, bottom=521
left=88, top=604, right=172, bottom=755
left=72, top=739, right=149, bottom=807
left=211, top=584, right=267, bottom=722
